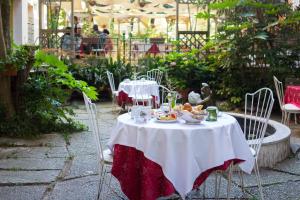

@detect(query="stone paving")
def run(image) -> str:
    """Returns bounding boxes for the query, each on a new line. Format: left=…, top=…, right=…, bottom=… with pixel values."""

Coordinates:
left=0, top=102, right=300, bottom=200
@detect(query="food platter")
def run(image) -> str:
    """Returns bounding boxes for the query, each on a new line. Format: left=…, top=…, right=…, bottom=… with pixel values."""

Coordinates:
left=155, top=113, right=178, bottom=123
left=174, top=103, right=205, bottom=124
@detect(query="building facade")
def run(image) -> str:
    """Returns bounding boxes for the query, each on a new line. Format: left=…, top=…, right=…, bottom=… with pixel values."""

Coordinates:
left=12, top=0, right=39, bottom=45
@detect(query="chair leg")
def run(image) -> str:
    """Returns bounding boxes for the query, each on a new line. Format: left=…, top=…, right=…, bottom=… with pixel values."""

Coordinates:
left=254, top=161, right=264, bottom=200
left=287, top=113, right=291, bottom=126
left=238, top=168, right=246, bottom=197
left=226, top=164, right=233, bottom=200
left=214, top=173, right=219, bottom=199
left=97, top=164, right=105, bottom=200
left=281, top=111, right=285, bottom=124
left=202, top=179, right=206, bottom=198
left=214, top=172, right=222, bottom=199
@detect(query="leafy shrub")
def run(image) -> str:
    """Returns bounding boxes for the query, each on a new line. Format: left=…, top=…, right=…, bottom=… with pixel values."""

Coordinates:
left=0, top=44, right=31, bottom=72
left=0, top=51, right=98, bottom=137
left=68, top=56, right=133, bottom=97
left=198, top=0, right=300, bottom=107
left=161, top=50, right=211, bottom=91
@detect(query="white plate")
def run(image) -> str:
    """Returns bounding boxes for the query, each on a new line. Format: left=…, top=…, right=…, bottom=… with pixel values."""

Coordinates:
left=155, top=119, right=178, bottom=123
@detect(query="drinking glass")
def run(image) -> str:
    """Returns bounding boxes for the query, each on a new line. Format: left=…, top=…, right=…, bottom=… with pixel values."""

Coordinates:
left=206, top=106, right=218, bottom=121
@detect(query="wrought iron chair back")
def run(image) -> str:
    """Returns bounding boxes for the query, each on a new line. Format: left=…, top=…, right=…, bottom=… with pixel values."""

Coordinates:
left=273, top=76, right=284, bottom=109
left=136, top=75, right=154, bottom=81
left=147, top=69, right=163, bottom=85
left=153, top=85, right=177, bottom=109
left=106, top=70, right=116, bottom=93
left=82, top=92, right=104, bottom=162
left=132, top=81, right=152, bottom=107
left=244, top=87, right=274, bottom=159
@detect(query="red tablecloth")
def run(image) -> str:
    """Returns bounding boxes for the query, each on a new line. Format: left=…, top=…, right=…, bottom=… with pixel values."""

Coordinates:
left=112, top=144, right=243, bottom=200
left=117, top=91, right=157, bottom=107
left=284, top=85, right=300, bottom=108
left=117, top=91, right=133, bottom=107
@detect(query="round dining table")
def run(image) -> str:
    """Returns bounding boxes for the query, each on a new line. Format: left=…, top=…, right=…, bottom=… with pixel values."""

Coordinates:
left=108, top=112, right=254, bottom=200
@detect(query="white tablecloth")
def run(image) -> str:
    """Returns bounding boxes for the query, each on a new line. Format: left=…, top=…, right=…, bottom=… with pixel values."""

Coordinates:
left=108, top=113, right=254, bottom=198
left=118, top=80, right=159, bottom=98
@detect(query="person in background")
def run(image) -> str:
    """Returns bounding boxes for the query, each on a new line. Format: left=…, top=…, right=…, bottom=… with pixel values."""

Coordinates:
left=74, top=25, right=83, bottom=58
left=92, top=24, right=101, bottom=35
left=61, top=27, right=72, bottom=51
left=103, top=29, right=113, bottom=54
left=74, top=25, right=82, bottom=51
left=74, top=16, right=79, bottom=34
left=91, top=24, right=101, bottom=51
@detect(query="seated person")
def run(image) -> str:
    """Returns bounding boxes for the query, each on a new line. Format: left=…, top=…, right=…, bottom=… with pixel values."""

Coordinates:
left=75, top=26, right=82, bottom=50
left=61, top=27, right=72, bottom=51
left=103, top=29, right=113, bottom=54
left=91, top=24, right=101, bottom=50
left=98, top=30, right=108, bottom=50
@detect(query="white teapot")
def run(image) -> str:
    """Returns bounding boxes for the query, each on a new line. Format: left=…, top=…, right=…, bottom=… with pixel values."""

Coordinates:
left=188, top=91, right=202, bottom=105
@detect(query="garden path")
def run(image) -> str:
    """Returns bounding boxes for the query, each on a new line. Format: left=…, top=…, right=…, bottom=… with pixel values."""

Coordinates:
left=0, top=102, right=299, bottom=200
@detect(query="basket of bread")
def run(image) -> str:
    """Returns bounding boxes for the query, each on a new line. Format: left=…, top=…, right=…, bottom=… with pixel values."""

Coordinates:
left=174, top=103, right=206, bottom=124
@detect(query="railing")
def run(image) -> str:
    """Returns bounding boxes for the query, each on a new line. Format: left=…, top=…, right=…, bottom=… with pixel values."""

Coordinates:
left=39, top=33, right=177, bottom=62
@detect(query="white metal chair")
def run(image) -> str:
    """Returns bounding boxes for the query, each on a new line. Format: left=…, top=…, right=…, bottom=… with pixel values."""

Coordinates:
left=273, top=76, right=300, bottom=125
left=131, top=81, right=153, bottom=107
left=106, top=70, right=119, bottom=111
left=224, top=88, right=274, bottom=200
left=136, top=74, right=154, bottom=81
left=147, top=69, right=163, bottom=85
left=82, top=92, right=116, bottom=200
left=153, top=85, right=177, bottom=109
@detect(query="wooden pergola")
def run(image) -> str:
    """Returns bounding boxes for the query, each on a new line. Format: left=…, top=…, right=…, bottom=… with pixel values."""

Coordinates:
left=176, top=0, right=210, bottom=50
left=38, top=0, right=210, bottom=56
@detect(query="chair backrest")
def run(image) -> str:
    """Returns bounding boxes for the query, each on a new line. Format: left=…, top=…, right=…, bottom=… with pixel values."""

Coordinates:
left=137, top=75, right=154, bottom=81
left=244, top=88, right=274, bottom=158
left=82, top=92, right=104, bottom=162
left=153, top=85, right=177, bottom=109
left=147, top=69, right=163, bottom=85
left=273, top=76, right=284, bottom=108
left=106, top=70, right=116, bottom=92
left=131, top=81, right=153, bottom=106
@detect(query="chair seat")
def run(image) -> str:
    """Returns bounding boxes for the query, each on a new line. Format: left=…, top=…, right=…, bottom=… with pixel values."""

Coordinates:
left=102, top=149, right=113, bottom=164
left=282, top=103, right=300, bottom=112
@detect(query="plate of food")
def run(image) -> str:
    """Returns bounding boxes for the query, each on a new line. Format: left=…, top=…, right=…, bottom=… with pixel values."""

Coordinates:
left=155, top=113, right=178, bottom=123
left=176, top=103, right=205, bottom=124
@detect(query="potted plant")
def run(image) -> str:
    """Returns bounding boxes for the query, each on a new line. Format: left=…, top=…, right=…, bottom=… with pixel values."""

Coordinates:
left=0, top=45, right=30, bottom=76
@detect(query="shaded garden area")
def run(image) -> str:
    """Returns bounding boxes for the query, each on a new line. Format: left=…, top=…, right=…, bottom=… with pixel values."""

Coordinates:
left=1, top=1, right=300, bottom=200
left=0, top=0, right=300, bottom=137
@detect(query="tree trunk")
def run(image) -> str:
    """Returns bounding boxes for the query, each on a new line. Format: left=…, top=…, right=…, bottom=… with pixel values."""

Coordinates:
left=12, top=46, right=36, bottom=112
left=0, top=1, right=15, bottom=118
